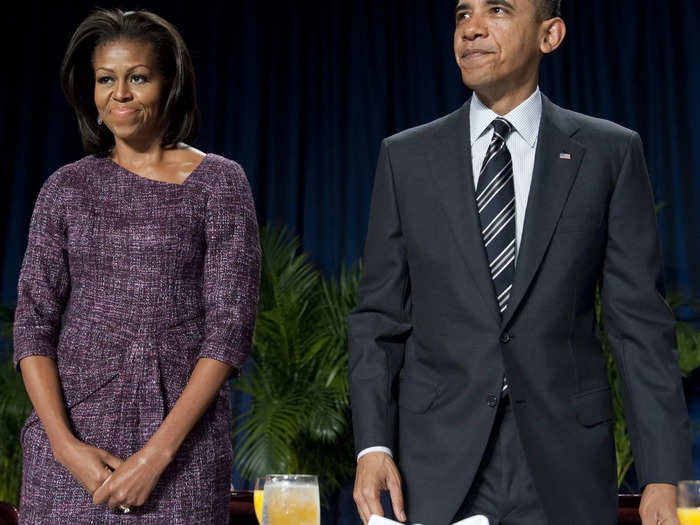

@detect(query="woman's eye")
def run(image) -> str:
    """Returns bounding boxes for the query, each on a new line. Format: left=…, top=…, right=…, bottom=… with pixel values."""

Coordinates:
left=130, top=74, right=147, bottom=84
left=96, top=76, right=113, bottom=84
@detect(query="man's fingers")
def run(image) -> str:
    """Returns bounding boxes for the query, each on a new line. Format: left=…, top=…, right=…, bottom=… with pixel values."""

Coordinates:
left=354, top=476, right=382, bottom=523
left=387, top=474, right=406, bottom=522
left=356, top=484, right=383, bottom=522
left=364, top=485, right=384, bottom=517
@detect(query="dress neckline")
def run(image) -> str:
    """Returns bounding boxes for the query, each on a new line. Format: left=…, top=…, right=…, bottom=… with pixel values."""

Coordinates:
left=106, top=153, right=209, bottom=187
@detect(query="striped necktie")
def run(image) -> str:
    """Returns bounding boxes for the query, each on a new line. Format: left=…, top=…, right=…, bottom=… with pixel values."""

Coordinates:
left=476, top=117, right=516, bottom=315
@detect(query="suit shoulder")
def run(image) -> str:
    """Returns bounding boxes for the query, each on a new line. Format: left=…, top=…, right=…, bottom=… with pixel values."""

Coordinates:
left=555, top=105, right=638, bottom=146
left=383, top=107, right=464, bottom=149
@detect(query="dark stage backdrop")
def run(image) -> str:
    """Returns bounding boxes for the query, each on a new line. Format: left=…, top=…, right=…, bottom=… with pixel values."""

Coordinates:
left=2, top=0, right=699, bottom=521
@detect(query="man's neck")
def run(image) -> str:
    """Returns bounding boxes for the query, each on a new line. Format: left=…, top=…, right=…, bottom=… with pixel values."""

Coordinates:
left=472, top=80, right=539, bottom=116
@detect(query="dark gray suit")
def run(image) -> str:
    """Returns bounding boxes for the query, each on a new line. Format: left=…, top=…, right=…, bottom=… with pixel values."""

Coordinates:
left=348, top=94, right=692, bottom=525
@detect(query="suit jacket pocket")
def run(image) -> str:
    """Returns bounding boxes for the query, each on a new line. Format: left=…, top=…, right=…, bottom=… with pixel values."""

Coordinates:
left=398, top=375, right=439, bottom=414
left=571, top=386, right=613, bottom=427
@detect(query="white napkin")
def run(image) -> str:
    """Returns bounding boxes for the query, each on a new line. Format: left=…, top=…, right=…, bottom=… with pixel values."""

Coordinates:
left=452, top=516, right=489, bottom=525
left=368, top=514, right=489, bottom=525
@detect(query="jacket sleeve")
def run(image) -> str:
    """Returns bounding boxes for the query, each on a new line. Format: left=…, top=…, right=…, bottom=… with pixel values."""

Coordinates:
left=197, top=163, right=261, bottom=375
left=600, top=131, right=692, bottom=487
left=13, top=172, right=71, bottom=369
left=347, top=140, right=412, bottom=454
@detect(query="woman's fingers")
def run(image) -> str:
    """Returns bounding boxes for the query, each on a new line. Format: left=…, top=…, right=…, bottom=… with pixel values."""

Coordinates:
left=100, top=450, right=123, bottom=471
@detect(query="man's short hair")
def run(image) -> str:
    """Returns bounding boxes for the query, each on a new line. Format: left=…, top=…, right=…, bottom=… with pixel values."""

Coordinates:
left=536, top=0, right=562, bottom=20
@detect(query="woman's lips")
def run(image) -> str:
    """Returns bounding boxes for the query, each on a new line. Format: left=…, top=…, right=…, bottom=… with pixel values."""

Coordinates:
left=111, top=108, right=137, bottom=118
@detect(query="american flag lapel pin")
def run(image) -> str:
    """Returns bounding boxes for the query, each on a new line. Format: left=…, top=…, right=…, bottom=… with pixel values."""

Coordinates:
left=559, top=152, right=572, bottom=160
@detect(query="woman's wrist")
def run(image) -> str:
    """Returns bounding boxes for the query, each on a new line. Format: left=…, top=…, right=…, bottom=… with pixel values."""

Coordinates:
left=50, top=432, right=80, bottom=466
left=141, top=437, right=177, bottom=471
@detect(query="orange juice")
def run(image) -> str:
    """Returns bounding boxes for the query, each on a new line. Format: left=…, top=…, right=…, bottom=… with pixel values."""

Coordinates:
left=678, top=508, right=700, bottom=525
left=254, top=490, right=264, bottom=523
left=262, top=482, right=320, bottom=525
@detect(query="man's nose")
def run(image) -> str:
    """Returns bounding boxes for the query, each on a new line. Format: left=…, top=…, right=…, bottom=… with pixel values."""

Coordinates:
left=459, top=14, right=488, bottom=40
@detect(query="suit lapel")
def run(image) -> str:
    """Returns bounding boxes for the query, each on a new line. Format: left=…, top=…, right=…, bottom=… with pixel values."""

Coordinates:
left=428, top=101, right=501, bottom=323
left=501, top=95, right=586, bottom=327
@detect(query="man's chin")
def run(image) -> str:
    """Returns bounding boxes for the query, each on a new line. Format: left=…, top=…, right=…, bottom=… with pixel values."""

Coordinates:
left=459, top=74, right=494, bottom=94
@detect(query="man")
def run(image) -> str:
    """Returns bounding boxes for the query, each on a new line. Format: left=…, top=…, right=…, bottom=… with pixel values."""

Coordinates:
left=348, top=1, right=692, bottom=524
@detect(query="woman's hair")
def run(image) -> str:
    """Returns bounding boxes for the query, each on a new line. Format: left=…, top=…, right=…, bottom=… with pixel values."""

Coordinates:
left=60, top=8, right=199, bottom=156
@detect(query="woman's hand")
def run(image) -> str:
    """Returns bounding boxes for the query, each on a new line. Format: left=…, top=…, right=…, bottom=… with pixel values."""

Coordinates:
left=92, top=445, right=171, bottom=509
left=54, top=438, right=123, bottom=495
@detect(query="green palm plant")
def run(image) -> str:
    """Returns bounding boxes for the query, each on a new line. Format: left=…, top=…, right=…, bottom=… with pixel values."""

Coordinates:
left=232, top=226, right=359, bottom=502
left=0, top=306, right=31, bottom=506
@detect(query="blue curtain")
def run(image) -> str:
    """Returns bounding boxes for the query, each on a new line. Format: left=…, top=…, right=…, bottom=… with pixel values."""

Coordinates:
left=2, top=1, right=699, bottom=522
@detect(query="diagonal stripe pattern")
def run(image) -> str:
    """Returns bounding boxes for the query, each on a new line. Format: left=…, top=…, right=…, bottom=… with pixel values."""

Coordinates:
left=477, top=117, right=516, bottom=315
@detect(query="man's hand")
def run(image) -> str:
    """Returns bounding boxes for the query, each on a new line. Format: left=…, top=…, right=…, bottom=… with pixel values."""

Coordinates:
left=353, top=451, right=406, bottom=524
left=639, top=483, right=679, bottom=525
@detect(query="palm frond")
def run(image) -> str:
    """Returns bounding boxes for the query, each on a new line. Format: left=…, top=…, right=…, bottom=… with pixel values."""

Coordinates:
left=233, top=228, right=357, bottom=503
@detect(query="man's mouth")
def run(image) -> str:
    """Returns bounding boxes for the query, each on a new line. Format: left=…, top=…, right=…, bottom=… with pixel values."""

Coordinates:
left=461, top=49, right=493, bottom=59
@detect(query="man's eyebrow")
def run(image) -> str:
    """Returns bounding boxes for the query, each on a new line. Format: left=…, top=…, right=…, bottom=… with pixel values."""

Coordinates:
left=485, top=0, right=516, bottom=9
left=455, top=2, right=470, bottom=14
left=456, top=0, right=516, bottom=14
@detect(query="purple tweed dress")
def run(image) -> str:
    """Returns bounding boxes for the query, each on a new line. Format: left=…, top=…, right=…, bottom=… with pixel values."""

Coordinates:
left=12, top=153, right=261, bottom=524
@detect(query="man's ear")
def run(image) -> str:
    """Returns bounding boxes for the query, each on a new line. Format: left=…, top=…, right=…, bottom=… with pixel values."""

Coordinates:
left=540, top=17, right=566, bottom=54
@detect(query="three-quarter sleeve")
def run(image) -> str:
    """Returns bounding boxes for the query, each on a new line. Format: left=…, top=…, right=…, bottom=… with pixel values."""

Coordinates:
left=198, top=163, right=261, bottom=374
left=13, top=172, right=71, bottom=369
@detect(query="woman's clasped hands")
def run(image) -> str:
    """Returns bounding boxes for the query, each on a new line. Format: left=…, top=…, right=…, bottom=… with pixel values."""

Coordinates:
left=55, top=437, right=170, bottom=512
left=92, top=446, right=171, bottom=511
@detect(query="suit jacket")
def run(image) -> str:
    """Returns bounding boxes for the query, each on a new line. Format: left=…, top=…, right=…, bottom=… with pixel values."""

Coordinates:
left=347, top=94, right=692, bottom=525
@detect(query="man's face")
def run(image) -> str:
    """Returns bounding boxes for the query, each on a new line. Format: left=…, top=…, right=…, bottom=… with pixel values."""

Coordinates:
left=454, top=0, right=546, bottom=95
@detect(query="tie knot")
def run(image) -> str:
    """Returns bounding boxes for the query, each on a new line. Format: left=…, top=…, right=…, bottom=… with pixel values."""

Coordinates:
left=492, top=118, right=513, bottom=141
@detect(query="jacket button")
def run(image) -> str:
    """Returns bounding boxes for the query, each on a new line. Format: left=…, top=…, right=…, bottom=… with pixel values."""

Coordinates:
left=487, top=394, right=498, bottom=407
left=500, top=333, right=512, bottom=343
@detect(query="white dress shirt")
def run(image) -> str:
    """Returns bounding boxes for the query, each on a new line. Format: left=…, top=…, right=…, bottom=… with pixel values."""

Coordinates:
left=357, top=88, right=543, bottom=461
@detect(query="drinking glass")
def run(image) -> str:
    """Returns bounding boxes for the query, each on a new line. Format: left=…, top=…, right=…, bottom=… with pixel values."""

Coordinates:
left=261, top=474, right=320, bottom=525
left=254, top=477, right=265, bottom=524
left=678, top=480, right=700, bottom=524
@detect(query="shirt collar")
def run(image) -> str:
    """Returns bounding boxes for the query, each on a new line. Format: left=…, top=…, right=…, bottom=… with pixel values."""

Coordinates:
left=469, top=86, right=542, bottom=148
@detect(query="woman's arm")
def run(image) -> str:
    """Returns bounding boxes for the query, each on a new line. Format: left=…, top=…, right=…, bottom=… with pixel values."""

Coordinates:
left=92, top=358, right=232, bottom=508
left=15, top=171, right=122, bottom=493
left=20, top=356, right=122, bottom=493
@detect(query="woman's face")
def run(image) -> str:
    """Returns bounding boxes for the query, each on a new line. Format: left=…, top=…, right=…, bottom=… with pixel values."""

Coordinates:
left=92, top=38, right=164, bottom=146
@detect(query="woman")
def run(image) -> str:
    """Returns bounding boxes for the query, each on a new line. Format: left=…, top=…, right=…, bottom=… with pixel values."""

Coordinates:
left=13, top=8, right=260, bottom=524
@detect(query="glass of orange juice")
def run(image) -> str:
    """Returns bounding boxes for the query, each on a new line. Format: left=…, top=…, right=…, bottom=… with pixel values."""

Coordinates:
left=254, top=477, right=265, bottom=524
left=678, top=480, right=700, bottom=524
left=262, top=474, right=320, bottom=525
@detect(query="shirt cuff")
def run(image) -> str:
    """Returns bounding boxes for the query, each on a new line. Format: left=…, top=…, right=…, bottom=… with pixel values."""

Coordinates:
left=357, top=446, right=393, bottom=462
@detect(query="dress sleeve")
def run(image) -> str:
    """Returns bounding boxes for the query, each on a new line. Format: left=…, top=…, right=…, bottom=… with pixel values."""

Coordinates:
left=198, top=162, right=261, bottom=374
left=13, top=172, right=71, bottom=369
